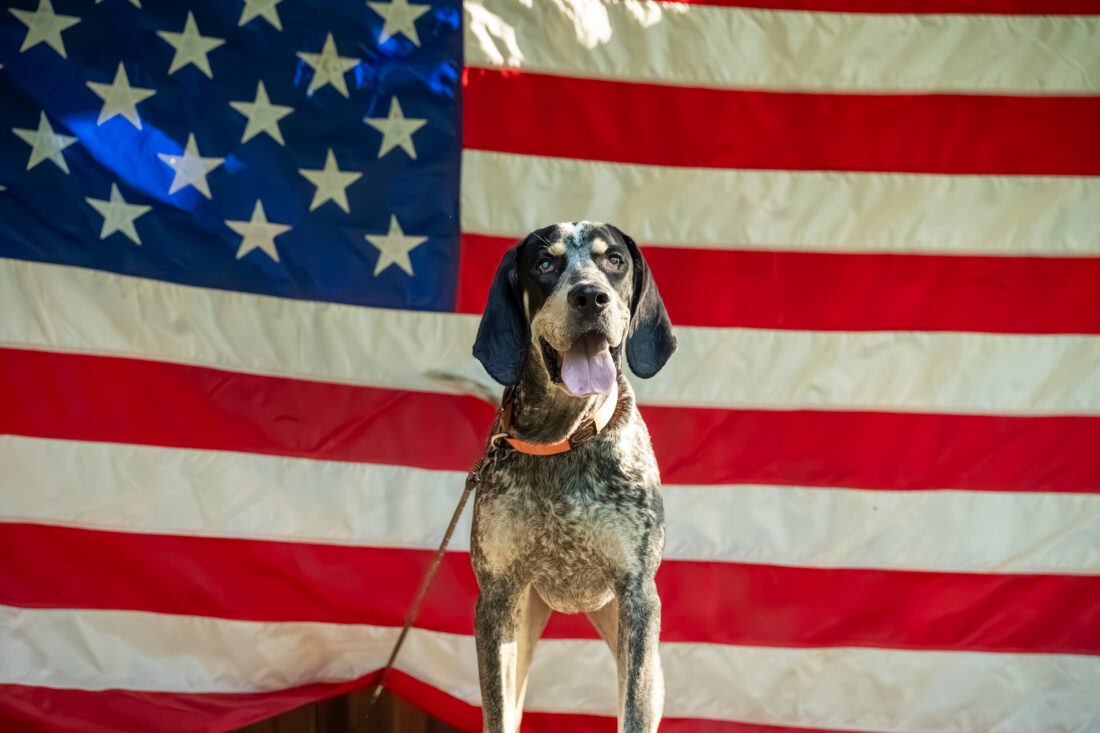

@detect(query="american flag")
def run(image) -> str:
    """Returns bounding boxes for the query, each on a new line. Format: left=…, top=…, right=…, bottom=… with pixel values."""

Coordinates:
left=1, top=0, right=1099, bottom=730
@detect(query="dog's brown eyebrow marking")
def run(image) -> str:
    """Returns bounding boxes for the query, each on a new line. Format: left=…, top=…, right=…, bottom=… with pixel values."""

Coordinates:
left=590, top=238, right=608, bottom=255
left=547, top=242, right=566, bottom=256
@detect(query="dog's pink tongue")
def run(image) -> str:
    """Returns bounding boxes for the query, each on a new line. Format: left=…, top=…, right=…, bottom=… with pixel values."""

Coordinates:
left=560, top=334, right=616, bottom=396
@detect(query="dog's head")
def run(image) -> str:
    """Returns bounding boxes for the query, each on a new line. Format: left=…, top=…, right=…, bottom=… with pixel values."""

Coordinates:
left=473, top=222, right=676, bottom=396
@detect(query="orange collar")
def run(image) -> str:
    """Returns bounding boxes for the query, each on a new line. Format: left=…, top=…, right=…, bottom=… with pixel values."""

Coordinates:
left=495, top=380, right=620, bottom=456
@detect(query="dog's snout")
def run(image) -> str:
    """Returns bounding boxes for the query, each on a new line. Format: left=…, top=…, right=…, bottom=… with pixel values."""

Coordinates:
left=569, top=284, right=610, bottom=317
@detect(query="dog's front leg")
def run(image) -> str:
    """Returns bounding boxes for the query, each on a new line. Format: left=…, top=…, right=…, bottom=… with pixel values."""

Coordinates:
left=475, top=578, right=524, bottom=733
left=616, top=577, right=664, bottom=733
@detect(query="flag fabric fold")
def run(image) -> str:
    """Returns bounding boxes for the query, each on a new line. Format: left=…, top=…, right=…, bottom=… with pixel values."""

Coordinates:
left=1, top=1, right=1098, bottom=731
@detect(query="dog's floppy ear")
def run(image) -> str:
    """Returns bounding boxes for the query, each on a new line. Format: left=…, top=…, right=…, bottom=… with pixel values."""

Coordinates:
left=618, top=229, right=676, bottom=378
left=473, top=244, right=529, bottom=385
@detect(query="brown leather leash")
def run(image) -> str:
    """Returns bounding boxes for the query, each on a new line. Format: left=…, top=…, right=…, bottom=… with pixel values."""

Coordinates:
left=356, top=384, right=620, bottom=728
left=358, top=457, right=484, bottom=727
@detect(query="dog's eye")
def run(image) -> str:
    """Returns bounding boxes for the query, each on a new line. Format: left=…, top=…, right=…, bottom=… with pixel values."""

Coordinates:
left=536, top=258, right=554, bottom=273
left=607, top=254, right=624, bottom=268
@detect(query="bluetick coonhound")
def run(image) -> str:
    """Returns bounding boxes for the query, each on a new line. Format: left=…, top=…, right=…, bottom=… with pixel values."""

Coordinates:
left=470, top=221, right=677, bottom=733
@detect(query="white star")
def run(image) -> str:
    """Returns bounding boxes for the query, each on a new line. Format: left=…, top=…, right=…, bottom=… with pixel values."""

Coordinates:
left=239, top=0, right=283, bottom=30
left=157, top=133, right=224, bottom=198
left=367, top=0, right=431, bottom=46
left=86, top=63, right=155, bottom=129
left=229, top=81, right=293, bottom=145
left=298, top=149, right=362, bottom=213
left=226, top=200, right=291, bottom=262
left=95, top=0, right=141, bottom=8
left=364, top=97, right=426, bottom=159
left=13, top=111, right=77, bottom=173
left=10, top=0, right=80, bottom=59
left=297, top=33, right=358, bottom=98
left=157, top=11, right=225, bottom=78
left=85, top=182, right=151, bottom=245
left=365, top=214, right=426, bottom=276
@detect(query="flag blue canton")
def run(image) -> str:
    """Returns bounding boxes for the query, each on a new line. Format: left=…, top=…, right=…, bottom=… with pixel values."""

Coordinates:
left=0, top=0, right=462, bottom=312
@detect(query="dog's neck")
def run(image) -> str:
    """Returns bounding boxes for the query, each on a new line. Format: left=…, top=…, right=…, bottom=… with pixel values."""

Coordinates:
left=507, top=354, right=623, bottom=445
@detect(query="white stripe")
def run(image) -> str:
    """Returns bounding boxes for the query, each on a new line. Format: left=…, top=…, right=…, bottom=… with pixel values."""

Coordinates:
left=666, top=483, right=1100, bottom=575
left=465, top=0, right=1100, bottom=93
left=4, top=436, right=1098, bottom=575
left=461, top=150, right=1100, bottom=256
left=0, top=256, right=492, bottom=399
left=3, top=605, right=1097, bottom=731
left=4, top=258, right=1100, bottom=414
left=656, top=324, right=1100, bottom=414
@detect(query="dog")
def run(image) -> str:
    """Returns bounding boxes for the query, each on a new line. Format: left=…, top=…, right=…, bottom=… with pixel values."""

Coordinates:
left=470, top=221, right=677, bottom=733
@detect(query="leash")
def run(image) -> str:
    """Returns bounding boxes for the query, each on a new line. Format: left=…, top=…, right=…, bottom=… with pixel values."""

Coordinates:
left=358, top=457, right=485, bottom=727
left=355, top=384, right=620, bottom=727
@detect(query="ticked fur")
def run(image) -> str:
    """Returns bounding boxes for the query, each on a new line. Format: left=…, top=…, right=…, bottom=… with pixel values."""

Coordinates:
left=471, top=222, right=674, bottom=733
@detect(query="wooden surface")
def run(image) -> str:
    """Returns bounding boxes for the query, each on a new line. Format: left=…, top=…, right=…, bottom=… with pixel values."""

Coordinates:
left=235, top=688, right=465, bottom=733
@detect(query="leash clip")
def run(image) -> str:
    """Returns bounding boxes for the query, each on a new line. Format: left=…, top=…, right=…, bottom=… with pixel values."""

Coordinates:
left=467, top=458, right=484, bottom=489
left=479, top=433, right=512, bottom=476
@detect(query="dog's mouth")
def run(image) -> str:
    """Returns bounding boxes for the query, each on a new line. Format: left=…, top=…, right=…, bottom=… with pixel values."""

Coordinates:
left=540, top=331, right=619, bottom=396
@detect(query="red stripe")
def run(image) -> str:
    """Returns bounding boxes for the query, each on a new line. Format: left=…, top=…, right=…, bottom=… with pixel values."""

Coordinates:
left=456, top=233, right=1100, bottom=333
left=4, top=348, right=1099, bottom=492
left=657, top=0, right=1100, bottom=12
left=3, top=523, right=1098, bottom=654
left=643, top=404, right=1100, bottom=492
left=0, top=676, right=380, bottom=733
left=0, top=347, right=493, bottom=471
left=0, top=674, right=873, bottom=733
left=464, top=70, right=1100, bottom=175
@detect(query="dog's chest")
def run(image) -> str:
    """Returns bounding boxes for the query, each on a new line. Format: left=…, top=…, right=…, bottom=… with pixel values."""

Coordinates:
left=474, top=453, right=662, bottom=613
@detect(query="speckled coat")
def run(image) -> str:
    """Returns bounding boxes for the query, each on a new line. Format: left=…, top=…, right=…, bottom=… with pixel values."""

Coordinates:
left=469, top=222, right=677, bottom=733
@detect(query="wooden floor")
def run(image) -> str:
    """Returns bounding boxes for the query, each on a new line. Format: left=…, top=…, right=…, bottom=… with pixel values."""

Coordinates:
left=235, top=688, right=464, bottom=733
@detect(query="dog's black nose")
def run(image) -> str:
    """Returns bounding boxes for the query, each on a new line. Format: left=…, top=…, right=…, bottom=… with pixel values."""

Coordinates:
left=569, top=284, right=610, bottom=317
